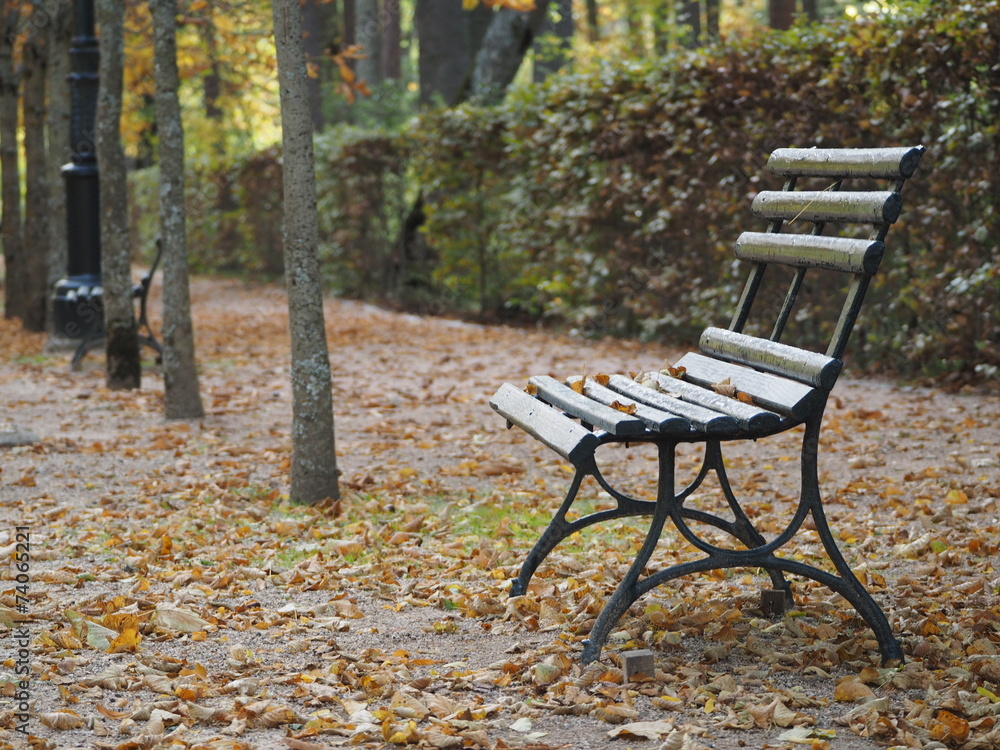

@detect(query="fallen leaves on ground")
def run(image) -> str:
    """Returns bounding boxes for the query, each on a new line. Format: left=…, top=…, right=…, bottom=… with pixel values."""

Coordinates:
left=0, top=277, right=998, bottom=750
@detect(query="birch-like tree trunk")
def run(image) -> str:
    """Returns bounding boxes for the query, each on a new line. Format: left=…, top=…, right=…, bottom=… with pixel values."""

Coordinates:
left=354, top=0, right=382, bottom=89
left=380, top=0, right=401, bottom=80
left=151, top=0, right=204, bottom=418
left=96, top=0, right=140, bottom=388
left=272, top=0, right=340, bottom=505
left=415, top=0, right=491, bottom=107
left=0, top=7, right=23, bottom=321
left=46, top=0, right=72, bottom=292
left=468, top=1, right=551, bottom=106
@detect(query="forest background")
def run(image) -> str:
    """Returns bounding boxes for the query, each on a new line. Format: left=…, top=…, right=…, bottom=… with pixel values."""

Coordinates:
left=1, top=0, right=999, bottom=381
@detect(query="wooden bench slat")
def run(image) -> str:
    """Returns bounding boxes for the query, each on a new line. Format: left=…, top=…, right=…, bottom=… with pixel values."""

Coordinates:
left=567, top=377, right=692, bottom=434
left=735, top=232, right=884, bottom=275
left=490, top=383, right=601, bottom=466
left=645, top=372, right=783, bottom=432
left=767, top=146, right=925, bottom=179
left=529, top=376, right=647, bottom=436
left=699, top=328, right=842, bottom=390
left=752, top=190, right=903, bottom=224
left=605, top=375, right=740, bottom=434
left=673, top=352, right=820, bottom=421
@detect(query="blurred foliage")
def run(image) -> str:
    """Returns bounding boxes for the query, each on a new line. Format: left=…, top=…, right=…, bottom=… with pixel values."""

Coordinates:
left=129, top=0, right=999, bottom=379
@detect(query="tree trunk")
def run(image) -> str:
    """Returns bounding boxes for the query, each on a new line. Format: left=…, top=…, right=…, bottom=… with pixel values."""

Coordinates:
left=301, top=0, right=326, bottom=130
left=0, top=8, right=23, bottom=321
left=47, top=0, right=72, bottom=293
left=96, top=0, right=140, bottom=389
left=706, top=0, right=720, bottom=39
left=152, top=0, right=204, bottom=419
left=468, top=1, right=551, bottom=106
left=21, top=19, right=49, bottom=332
left=802, top=0, right=817, bottom=21
left=534, top=0, right=572, bottom=83
left=415, top=0, right=489, bottom=107
left=769, top=0, right=795, bottom=30
left=585, top=0, right=599, bottom=43
left=197, top=15, right=223, bottom=121
left=381, top=0, right=401, bottom=80
left=354, top=0, right=382, bottom=88
left=272, top=0, right=340, bottom=505
left=678, top=0, right=701, bottom=47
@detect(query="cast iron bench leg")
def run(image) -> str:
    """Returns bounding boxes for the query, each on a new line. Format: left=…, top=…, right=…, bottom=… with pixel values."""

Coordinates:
left=581, top=442, right=676, bottom=663
left=510, top=456, right=658, bottom=597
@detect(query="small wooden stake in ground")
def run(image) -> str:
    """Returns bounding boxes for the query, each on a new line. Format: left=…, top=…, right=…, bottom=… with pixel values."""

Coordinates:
left=622, top=649, right=655, bottom=682
left=761, top=589, right=788, bottom=618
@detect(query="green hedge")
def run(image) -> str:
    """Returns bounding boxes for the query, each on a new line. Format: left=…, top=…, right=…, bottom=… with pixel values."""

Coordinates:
left=130, top=0, right=999, bottom=379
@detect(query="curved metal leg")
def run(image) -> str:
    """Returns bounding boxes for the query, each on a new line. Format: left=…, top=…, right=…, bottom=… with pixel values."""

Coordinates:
left=703, top=441, right=793, bottom=600
left=581, top=443, right=675, bottom=663
left=511, top=465, right=590, bottom=597
left=797, top=418, right=902, bottom=664
left=632, top=549, right=901, bottom=664
left=510, top=457, right=658, bottom=597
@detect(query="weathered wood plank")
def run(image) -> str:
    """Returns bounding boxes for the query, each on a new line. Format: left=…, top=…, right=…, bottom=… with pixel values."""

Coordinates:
left=752, top=191, right=902, bottom=224
left=529, top=376, right=647, bottom=436
left=699, top=328, right=842, bottom=390
left=735, top=232, right=885, bottom=275
left=674, top=352, right=821, bottom=421
left=489, top=383, right=600, bottom=466
left=768, top=146, right=925, bottom=179
left=646, top=373, right=783, bottom=433
left=606, top=375, right=740, bottom=435
left=567, top=376, right=692, bottom=434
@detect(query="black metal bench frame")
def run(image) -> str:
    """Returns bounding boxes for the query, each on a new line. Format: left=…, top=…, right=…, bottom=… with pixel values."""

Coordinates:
left=70, top=239, right=164, bottom=369
left=491, top=146, right=925, bottom=665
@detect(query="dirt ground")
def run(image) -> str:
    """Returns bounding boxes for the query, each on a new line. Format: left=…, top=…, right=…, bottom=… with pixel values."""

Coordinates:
left=1, top=275, right=998, bottom=750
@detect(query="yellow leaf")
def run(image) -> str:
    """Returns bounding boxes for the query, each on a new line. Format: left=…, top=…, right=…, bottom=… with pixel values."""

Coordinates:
left=977, top=687, right=1000, bottom=703
left=833, top=677, right=876, bottom=702
left=594, top=373, right=610, bottom=386
left=106, top=627, right=142, bottom=654
left=609, top=400, right=637, bottom=415
left=946, top=489, right=968, bottom=504
left=462, top=0, right=478, bottom=8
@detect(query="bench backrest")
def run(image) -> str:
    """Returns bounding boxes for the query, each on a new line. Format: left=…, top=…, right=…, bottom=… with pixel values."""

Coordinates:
left=699, top=146, right=925, bottom=392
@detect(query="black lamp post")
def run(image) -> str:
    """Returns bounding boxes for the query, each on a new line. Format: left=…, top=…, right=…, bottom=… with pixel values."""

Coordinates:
left=50, top=0, right=101, bottom=341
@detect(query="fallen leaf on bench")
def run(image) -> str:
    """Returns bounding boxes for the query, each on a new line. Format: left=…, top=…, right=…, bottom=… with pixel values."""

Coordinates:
left=711, top=378, right=738, bottom=398
left=525, top=383, right=537, bottom=395
left=570, top=377, right=586, bottom=394
left=659, top=365, right=686, bottom=379
left=639, top=376, right=660, bottom=391
left=608, top=400, right=638, bottom=415
left=594, top=373, right=610, bottom=386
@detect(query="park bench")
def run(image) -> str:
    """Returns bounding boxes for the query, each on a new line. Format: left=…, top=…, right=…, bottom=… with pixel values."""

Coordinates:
left=70, top=239, right=164, bottom=369
left=490, top=146, right=925, bottom=665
